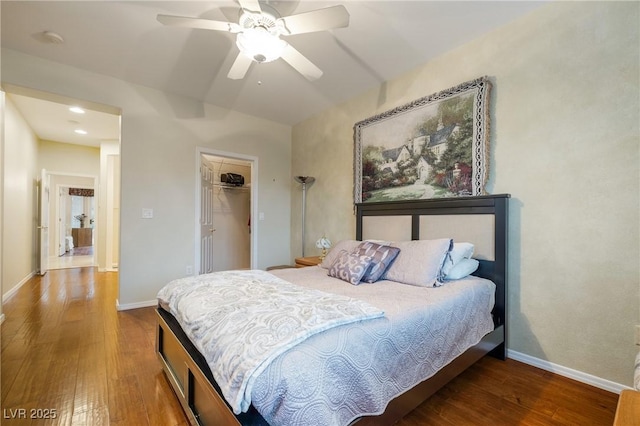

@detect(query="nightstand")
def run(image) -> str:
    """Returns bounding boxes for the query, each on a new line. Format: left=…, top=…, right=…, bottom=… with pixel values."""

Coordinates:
left=295, top=256, right=322, bottom=268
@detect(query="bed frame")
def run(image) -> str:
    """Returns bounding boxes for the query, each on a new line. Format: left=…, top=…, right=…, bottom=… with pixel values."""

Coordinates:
left=156, top=194, right=510, bottom=425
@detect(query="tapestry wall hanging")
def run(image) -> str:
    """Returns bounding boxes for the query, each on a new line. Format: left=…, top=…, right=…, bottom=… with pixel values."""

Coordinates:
left=354, top=76, right=491, bottom=203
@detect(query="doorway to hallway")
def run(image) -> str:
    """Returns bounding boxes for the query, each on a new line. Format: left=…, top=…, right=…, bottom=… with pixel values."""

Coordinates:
left=48, top=176, right=97, bottom=270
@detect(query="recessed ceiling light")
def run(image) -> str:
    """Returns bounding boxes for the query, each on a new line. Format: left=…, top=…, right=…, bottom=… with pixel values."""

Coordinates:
left=69, top=106, right=85, bottom=114
left=74, top=129, right=88, bottom=135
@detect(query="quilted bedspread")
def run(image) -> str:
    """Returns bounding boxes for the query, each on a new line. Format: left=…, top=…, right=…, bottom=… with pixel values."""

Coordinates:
left=253, top=266, right=496, bottom=425
left=156, top=269, right=384, bottom=414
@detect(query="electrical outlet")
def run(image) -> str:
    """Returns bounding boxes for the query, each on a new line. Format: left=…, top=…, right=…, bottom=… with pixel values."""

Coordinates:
left=186, top=265, right=193, bottom=275
left=635, top=325, right=640, bottom=346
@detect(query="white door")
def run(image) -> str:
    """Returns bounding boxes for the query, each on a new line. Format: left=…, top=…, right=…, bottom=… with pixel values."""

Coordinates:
left=58, top=187, right=66, bottom=256
left=38, top=169, right=50, bottom=275
left=199, top=159, right=215, bottom=274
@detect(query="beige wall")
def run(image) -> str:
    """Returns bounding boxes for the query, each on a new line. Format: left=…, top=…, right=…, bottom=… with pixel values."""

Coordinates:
left=1, top=48, right=292, bottom=308
left=38, top=139, right=100, bottom=176
left=292, top=1, right=639, bottom=387
left=2, top=96, right=39, bottom=299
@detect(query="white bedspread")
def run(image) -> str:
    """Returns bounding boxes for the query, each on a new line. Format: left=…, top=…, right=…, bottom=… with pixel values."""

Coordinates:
left=157, top=269, right=384, bottom=414
left=254, top=266, right=496, bottom=425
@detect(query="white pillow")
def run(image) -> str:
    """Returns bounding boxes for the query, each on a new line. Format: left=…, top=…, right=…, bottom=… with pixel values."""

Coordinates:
left=441, top=242, right=474, bottom=276
left=383, top=239, right=452, bottom=287
left=444, top=258, right=479, bottom=280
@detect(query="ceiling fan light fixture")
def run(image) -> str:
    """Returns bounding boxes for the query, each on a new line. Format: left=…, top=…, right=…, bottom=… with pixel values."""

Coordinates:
left=236, top=28, right=287, bottom=63
left=158, top=3, right=350, bottom=80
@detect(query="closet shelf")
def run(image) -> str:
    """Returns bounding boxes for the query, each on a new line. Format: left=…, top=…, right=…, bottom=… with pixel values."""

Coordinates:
left=214, top=183, right=250, bottom=191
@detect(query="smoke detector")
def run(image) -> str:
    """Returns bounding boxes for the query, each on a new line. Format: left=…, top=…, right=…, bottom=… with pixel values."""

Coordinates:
left=42, top=31, right=65, bottom=44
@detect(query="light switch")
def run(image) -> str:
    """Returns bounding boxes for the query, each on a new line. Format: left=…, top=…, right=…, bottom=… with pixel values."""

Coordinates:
left=142, top=208, right=154, bottom=219
left=259, top=212, right=265, bottom=221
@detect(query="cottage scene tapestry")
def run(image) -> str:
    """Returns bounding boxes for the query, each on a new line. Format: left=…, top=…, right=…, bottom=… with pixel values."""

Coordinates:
left=354, top=77, right=491, bottom=203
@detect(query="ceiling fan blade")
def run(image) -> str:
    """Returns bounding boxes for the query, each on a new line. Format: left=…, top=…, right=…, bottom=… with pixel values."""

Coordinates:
left=279, top=5, right=350, bottom=36
left=280, top=44, right=323, bottom=81
left=227, top=53, right=253, bottom=80
left=157, top=14, right=241, bottom=33
left=237, top=0, right=262, bottom=13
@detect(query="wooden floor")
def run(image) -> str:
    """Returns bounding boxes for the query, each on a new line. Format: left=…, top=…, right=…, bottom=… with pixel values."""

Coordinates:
left=1, top=268, right=618, bottom=425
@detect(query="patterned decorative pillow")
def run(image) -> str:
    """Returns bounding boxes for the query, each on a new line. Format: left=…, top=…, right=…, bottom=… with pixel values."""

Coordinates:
left=327, top=250, right=373, bottom=285
left=320, top=240, right=362, bottom=269
left=354, top=241, right=401, bottom=283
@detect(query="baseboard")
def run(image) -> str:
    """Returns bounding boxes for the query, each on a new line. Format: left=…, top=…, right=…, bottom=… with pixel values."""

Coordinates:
left=508, top=349, right=631, bottom=394
left=116, top=299, right=156, bottom=311
left=2, top=271, right=36, bottom=303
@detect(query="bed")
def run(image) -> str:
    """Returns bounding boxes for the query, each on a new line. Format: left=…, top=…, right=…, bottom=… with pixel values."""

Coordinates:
left=156, top=194, right=509, bottom=425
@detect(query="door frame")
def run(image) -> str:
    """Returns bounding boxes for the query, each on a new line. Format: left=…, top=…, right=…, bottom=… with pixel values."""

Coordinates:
left=55, top=181, right=96, bottom=256
left=57, top=186, right=66, bottom=256
left=38, top=169, right=50, bottom=275
left=195, top=147, right=258, bottom=274
left=48, top=172, right=98, bottom=265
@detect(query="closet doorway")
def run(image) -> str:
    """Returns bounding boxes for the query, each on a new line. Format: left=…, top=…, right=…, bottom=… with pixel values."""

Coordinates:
left=197, top=149, right=257, bottom=274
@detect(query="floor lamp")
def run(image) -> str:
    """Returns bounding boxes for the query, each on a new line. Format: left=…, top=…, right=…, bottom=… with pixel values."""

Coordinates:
left=294, top=176, right=315, bottom=257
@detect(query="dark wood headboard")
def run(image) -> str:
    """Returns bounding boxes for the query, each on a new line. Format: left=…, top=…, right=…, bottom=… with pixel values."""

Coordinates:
left=355, top=194, right=510, bottom=342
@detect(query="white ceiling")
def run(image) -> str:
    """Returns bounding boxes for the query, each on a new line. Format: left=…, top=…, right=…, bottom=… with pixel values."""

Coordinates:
left=1, top=1, right=545, bottom=145
left=7, top=91, right=121, bottom=148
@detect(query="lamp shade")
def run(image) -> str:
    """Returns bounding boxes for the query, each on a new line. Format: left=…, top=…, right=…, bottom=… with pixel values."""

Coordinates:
left=294, top=176, right=316, bottom=185
left=315, top=236, right=331, bottom=250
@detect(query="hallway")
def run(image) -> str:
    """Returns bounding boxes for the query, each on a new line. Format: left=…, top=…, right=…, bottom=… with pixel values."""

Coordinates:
left=48, top=246, right=95, bottom=270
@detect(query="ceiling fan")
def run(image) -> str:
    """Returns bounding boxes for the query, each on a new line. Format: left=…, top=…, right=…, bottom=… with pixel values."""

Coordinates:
left=157, top=0, right=349, bottom=81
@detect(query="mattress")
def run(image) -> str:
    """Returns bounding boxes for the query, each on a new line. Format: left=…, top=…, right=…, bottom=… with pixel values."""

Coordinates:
left=160, top=266, right=495, bottom=426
